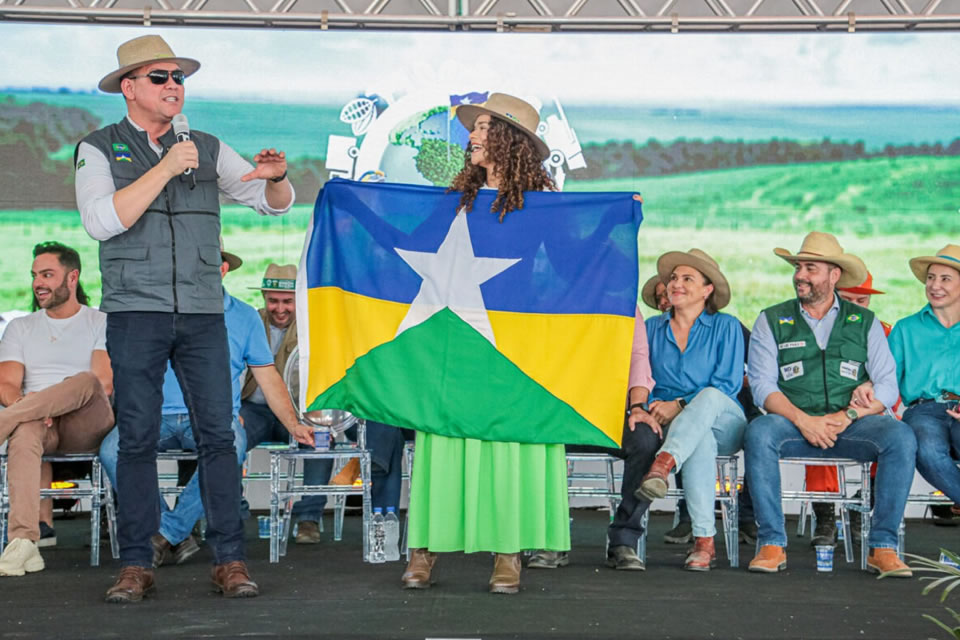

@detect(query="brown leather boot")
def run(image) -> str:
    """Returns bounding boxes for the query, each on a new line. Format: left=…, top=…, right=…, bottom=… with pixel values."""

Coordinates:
left=635, top=452, right=676, bottom=501
left=105, top=566, right=156, bottom=604
left=401, top=548, right=436, bottom=589
left=684, top=536, right=716, bottom=572
left=211, top=561, right=259, bottom=598
left=330, top=458, right=361, bottom=486
left=489, top=553, right=521, bottom=594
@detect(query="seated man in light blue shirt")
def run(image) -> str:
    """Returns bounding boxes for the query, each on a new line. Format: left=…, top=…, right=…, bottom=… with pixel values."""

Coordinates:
left=743, top=232, right=916, bottom=577
left=100, top=244, right=313, bottom=567
left=889, top=245, right=960, bottom=508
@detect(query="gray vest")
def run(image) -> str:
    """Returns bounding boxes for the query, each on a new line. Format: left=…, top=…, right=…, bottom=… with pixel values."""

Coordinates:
left=81, top=118, right=223, bottom=313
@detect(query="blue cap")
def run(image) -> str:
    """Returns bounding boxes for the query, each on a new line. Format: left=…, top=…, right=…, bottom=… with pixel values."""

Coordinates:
left=386, top=506, right=396, bottom=513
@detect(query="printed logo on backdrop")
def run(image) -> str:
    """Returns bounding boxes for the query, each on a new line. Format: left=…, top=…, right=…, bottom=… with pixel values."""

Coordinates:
left=325, top=90, right=586, bottom=190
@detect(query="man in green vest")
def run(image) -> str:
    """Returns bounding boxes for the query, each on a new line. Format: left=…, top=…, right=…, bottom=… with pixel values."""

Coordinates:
left=743, top=232, right=916, bottom=576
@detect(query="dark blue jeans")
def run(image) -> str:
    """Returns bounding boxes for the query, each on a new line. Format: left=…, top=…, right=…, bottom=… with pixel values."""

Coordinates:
left=365, top=421, right=409, bottom=511
left=107, top=312, right=244, bottom=568
left=904, top=401, right=960, bottom=503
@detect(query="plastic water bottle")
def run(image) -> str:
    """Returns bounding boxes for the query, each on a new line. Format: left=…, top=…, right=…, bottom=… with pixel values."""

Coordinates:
left=368, top=508, right=386, bottom=563
left=384, top=507, right=401, bottom=561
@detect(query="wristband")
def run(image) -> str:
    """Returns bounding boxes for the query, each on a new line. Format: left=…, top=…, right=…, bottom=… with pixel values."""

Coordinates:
left=627, top=402, right=648, bottom=415
left=269, top=170, right=288, bottom=183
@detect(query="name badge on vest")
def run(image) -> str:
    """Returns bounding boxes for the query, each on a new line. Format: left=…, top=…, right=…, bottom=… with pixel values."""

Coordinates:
left=840, top=360, right=861, bottom=380
left=778, top=340, right=806, bottom=350
left=780, top=361, right=804, bottom=381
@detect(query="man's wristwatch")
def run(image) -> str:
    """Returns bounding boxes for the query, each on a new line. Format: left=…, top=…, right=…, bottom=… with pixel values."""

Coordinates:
left=845, top=408, right=859, bottom=422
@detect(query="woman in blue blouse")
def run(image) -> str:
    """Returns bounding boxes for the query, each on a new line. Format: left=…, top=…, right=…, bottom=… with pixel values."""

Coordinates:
left=633, top=248, right=746, bottom=571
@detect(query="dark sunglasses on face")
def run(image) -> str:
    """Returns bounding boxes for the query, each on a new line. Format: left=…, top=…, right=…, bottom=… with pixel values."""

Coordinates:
left=126, top=69, right=186, bottom=86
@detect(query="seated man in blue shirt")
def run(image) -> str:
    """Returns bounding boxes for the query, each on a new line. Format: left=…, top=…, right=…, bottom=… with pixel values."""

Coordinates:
left=100, top=244, right=313, bottom=567
left=743, top=232, right=916, bottom=577
left=888, top=245, right=960, bottom=510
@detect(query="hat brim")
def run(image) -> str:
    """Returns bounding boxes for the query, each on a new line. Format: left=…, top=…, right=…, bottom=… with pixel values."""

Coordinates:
left=640, top=274, right=664, bottom=311
left=221, top=251, right=242, bottom=272
left=98, top=57, right=201, bottom=93
left=837, top=285, right=884, bottom=295
left=657, top=251, right=731, bottom=310
left=909, top=255, right=960, bottom=283
left=456, top=104, right=550, bottom=161
left=773, top=249, right=868, bottom=289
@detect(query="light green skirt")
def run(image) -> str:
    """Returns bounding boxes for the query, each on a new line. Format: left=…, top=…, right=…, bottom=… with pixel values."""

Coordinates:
left=406, top=431, right=570, bottom=553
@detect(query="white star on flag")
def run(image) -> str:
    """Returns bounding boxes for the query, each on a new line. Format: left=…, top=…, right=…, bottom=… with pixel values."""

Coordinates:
left=395, top=212, right=520, bottom=346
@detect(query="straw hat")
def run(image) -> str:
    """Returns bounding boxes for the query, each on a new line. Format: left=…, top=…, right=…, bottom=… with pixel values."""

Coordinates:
left=640, top=274, right=664, bottom=310
left=219, top=236, right=242, bottom=273
left=99, top=35, right=200, bottom=94
left=250, top=264, right=297, bottom=292
left=456, top=93, right=549, bottom=160
left=656, top=248, right=731, bottom=310
left=773, top=232, right=867, bottom=289
left=837, top=259, right=884, bottom=296
left=909, top=244, right=960, bottom=282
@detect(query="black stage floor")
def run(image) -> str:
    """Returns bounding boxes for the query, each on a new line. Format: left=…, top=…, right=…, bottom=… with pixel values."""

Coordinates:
left=2, top=510, right=957, bottom=639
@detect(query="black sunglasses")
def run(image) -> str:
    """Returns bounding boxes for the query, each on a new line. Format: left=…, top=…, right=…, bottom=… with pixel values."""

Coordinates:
left=127, top=69, right=186, bottom=86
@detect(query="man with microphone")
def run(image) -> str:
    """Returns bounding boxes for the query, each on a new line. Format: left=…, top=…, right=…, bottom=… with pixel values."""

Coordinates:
left=74, top=35, right=294, bottom=603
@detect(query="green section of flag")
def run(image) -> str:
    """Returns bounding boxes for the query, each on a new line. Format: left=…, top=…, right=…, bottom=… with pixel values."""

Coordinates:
left=308, top=308, right=618, bottom=448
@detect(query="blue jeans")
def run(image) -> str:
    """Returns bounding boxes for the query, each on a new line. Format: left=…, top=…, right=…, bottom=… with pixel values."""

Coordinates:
left=366, top=421, right=409, bottom=511
left=904, top=401, right=960, bottom=503
left=745, top=413, right=917, bottom=549
left=658, top=387, right=746, bottom=538
left=240, top=400, right=331, bottom=522
left=106, top=312, right=244, bottom=568
left=100, top=415, right=247, bottom=545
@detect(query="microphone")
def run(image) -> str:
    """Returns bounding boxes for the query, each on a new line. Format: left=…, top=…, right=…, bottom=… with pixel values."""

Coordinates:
left=171, top=113, right=196, bottom=189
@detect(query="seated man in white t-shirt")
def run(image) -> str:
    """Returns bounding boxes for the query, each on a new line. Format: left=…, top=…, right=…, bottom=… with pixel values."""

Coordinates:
left=0, top=242, right=115, bottom=576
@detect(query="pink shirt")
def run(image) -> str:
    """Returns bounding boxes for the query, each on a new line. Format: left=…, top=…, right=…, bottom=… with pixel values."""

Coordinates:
left=628, top=306, right=655, bottom=392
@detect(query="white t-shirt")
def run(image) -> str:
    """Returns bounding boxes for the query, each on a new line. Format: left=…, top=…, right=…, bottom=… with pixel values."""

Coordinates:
left=0, top=306, right=107, bottom=394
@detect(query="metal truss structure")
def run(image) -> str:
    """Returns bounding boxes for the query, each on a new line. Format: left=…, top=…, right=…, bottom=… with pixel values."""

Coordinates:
left=0, top=0, right=959, bottom=32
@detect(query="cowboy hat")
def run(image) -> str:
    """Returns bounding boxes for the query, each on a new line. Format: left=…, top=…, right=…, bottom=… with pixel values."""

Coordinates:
left=909, top=244, right=960, bottom=283
left=837, top=259, right=884, bottom=296
left=773, top=232, right=867, bottom=289
left=250, top=263, right=297, bottom=292
left=656, top=248, right=731, bottom=310
left=218, top=236, right=242, bottom=272
left=456, top=93, right=550, bottom=161
left=640, top=274, right=665, bottom=310
left=99, top=35, right=200, bottom=94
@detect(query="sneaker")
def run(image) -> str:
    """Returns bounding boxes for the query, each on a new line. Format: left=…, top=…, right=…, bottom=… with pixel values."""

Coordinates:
left=527, top=550, right=569, bottom=569
left=663, top=520, right=693, bottom=544
left=739, top=520, right=758, bottom=546
left=295, top=520, right=321, bottom=544
left=37, top=522, right=57, bottom=548
left=0, top=539, right=45, bottom=577
left=810, top=503, right=836, bottom=547
left=605, top=545, right=645, bottom=571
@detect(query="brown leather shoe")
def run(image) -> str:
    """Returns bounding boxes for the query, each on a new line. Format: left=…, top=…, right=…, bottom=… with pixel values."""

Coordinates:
left=401, top=548, right=436, bottom=589
left=748, top=545, right=787, bottom=573
left=105, top=566, right=156, bottom=603
left=211, top=561, right=259, bottom=598
left=635, top=452, right=676, bottom=501
left=489, top=553, right=521, bottom=594
left=867, top=548, right=912, bottom=578
left=330, top=458, right=361, bottom=486
left=684, top=536, right=716, bottom=572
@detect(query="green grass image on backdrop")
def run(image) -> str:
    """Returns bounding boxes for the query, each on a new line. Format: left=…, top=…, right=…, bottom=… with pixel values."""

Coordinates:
left=2, top=155, right=956, bottom=326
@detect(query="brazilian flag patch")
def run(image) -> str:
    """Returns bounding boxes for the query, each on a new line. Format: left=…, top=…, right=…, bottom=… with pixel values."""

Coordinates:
left=847, top=313, right=862, bottom=323
left=112, top=142, right=132, bottom=162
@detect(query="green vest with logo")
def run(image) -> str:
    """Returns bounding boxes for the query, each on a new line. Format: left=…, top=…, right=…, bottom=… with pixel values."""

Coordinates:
left=763, top=298, right=873, bottom=416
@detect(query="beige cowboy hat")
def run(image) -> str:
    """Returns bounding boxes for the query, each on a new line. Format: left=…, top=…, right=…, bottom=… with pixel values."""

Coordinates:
left=250, top=263, right=297, bottom=292
left=836, top=255, right=884, bottom=295
left=656, top=248, right=731, bottom=310
left=773, top=231, right=867, bottom=289
left=219, top=237, right=242, bottom=273
left=640, top=274, right=664, bottom=310
left=909, top=244, right=960, bottom=282
left=456, top=93, right=550, bottom=161
left=99, top=35, right=201, bottom=94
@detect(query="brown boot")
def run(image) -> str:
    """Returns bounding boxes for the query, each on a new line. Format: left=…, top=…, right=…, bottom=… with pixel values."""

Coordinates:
left=401, top=548, right=436, bottom=589
left=635, top=452, right=676, bottom=501
left=330, top=458, right=361, bottom=486
left=867, top=548, right=912, bottom=578
left=211, top=561, right=259, bottom=598
left=684, top=536, right=716, bottom=572
left=104, top=566, right=156, bottom=604
left=489, top=553, right=521, bottom=594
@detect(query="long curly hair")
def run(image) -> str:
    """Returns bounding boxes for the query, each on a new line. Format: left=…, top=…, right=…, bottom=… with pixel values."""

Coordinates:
left=450, top=117, right=556, bottom=221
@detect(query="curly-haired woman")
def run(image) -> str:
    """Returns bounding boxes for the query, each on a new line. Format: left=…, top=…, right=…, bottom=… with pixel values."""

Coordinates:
left=400, top=93, right=563, bottom=594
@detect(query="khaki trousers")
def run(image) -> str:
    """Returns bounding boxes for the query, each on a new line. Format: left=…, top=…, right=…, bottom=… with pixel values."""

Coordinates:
left=0, top=372, right=114, bottom=541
